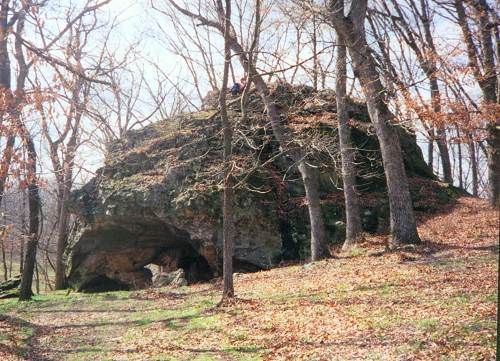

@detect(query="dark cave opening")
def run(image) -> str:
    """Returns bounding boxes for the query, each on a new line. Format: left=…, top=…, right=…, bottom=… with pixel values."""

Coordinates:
left=177, top=254, right=213, bottom=284
left=279, top=217, right=300, bottom=261
left=149, top=245, right=215, bottom=285
left=80, top=275, right=130, bottom=293
left=72, top=216, right=275, bottom=292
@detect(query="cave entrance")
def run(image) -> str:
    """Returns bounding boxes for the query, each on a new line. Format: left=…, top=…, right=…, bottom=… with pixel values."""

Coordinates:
left=148, top=245, right=214, bottom=285
left=78, top=244, right=214, bottom=292
left=80, top=275, right=130, bottom=293
left=70, top=216, right=217, bottom=292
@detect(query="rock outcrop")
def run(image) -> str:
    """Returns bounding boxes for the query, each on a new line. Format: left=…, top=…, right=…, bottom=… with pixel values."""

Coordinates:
left=67, top=83, right=437, bottom=292
left=153, top=269, right=188, bottom=287
left=0, top=275, right=23, bottom=299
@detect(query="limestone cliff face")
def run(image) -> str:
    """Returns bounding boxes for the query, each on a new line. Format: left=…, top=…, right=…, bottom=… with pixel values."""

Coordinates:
left=67, top=84, right=435, bottom=292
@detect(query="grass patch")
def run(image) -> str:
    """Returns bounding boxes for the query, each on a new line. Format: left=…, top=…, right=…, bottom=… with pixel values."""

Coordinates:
left=484, top=293, right=497, bottom=303
left=417, top=318, right=439, bottom=332
left=186, top=314, right=220, bottom=331
left=378, top=283, right=395, bottom=297
left=397, top=340, right=425, bottom=355
left=462, top=320, right=496, bottom=333
left=223, top=345, right=264, bottom=360
left=350, top=247, right=368, bottom=257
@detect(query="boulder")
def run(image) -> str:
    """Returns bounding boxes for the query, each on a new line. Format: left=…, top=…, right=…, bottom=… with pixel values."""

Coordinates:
left=66, top=83, right=436, bottom=292
left=0, top=275, right=23, bottom=299
left=153, top=269, right=188, bottom=287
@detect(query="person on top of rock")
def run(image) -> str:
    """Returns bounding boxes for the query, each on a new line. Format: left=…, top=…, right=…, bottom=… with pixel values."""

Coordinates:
left=231, top=77, right=247, bottom=96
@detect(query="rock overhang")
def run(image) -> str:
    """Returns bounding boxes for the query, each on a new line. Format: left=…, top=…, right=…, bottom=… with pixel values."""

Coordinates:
left=66, top=83, right=435, bottom=292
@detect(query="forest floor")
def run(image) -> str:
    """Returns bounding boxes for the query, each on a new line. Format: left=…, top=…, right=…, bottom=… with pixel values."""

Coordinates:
left=0, top=197, right=498, bottom=361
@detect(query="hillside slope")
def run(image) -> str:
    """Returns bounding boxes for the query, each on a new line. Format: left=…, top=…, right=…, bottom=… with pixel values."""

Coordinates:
left=0, top=197, right=497, bottom=360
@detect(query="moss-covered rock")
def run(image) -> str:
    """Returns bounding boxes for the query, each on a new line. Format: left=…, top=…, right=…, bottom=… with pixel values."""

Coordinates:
left=67, top=84, right=436, bottom=292
left=0, top=275, right=23, bottom=299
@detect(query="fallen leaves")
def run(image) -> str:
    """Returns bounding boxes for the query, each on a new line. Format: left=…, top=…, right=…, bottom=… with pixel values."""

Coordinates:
left=0, top=197, right=497, bottom=360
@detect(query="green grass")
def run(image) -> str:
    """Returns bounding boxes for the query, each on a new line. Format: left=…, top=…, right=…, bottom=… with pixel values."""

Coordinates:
left=0, top=241, right=496, bottom=360
left=3, top=286, right=262, bottom=361
left=484, top=293, right=497, bottom=303
left=416, top=318, right=439, bottom=332
left=350, top=247, right=368, bottom=257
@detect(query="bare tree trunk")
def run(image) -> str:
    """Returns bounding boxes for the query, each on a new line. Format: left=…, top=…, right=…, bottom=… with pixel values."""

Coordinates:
left=454, top=0, right=499, bottom=206
left=54, top=173, right=72, bottom=289
left=475, top=0, right=500, bottom=207
left=426, top=24, right=451, bottom=184
left=435, top=130, right=452, bottom=184
left=427, top=129, right=434, bottom=169
left=455, top=126, right=463, bottom=189
left=19, top=135, right=40, bottom=301
left=220, top=0, right=234, bottom=299
left=8, top=241, right=12, bottom=278
left=298, top=163, right=328, bottom=260
left=384, top=0, right=451, bottom=184
left=20, top=198, right=25, bottom=274
left=311, top=13, right=318, bottom=91
left=0, top=3, right=10, bottom=89
left=1, top=229, right=7, bottom=281
left=35, top=261, right=40, bottom=295
left=54, top=197, right=69, bottom=289
left=336, top=39, right=363, bottom=250
left=328, top=0, right=420, bottom=246
left=0, top=136, right=15, bottom=207
left=486, top=127, right=500, bottom=206
left=44, top=253, right=48, bottom=292
left=468, top=134, right=479, bottom=196
left=19, top=237, right=24, bottom=274
left=42, top=251, right=53, bottom=292
left=0, top=3, right=15, bottom=212
left=1, top=210, right=6, bottom=280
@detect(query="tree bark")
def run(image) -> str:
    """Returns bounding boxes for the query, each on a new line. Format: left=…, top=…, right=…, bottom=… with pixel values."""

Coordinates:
left=435, top=131, right=452, bottom=184
left=19, top=235, right=24, bottom=274
left=455, top=126, right=463, bottom=189
left=328, top=0, right=420, bottom=245
left=35, top=261, right=39, bottom=295
left=0, top=2, right=11, bottom=89
left=220, top=0, right=234, bottom=298
left=311, top=13, right=318, bottom=91
left=0, top=2, right=15, bottom=211
left=225, top=10, right=328, bottom=260
left=54, top=133, right=79, bottom=289
left=19, top=193, right=25, bottom=274
left=427, top=129, right=434, bottom=170
left=8, top=239, right=12, bottom=278
left=1, top=228, right=7, bottom=281
left=298, top=162, right=328, bottom=260
left=336, top=39, right=363, bottom=250
left=486, top=127, right=500, bottom=206
left=54, top=187, right=70, bottom=289
left=19, top=136, right=40, bottom=301
left=388, top=0, right=452, bottom=184
left=454, top=0, right=499, bottom=206
left=468, top=133, right=479, bottom=196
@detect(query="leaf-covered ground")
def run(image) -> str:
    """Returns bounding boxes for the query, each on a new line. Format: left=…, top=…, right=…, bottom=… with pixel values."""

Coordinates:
left=0, top=197, right=497, bottom=360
